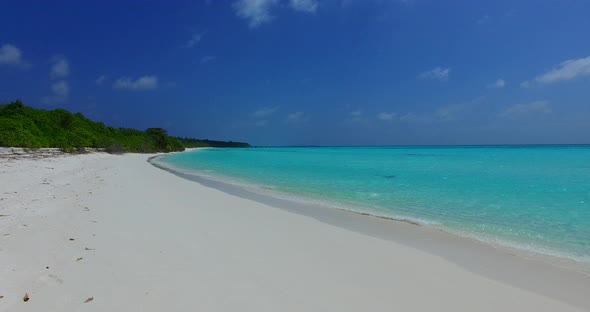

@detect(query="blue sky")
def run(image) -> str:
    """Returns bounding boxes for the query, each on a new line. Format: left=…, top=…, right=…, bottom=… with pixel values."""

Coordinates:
left=1, top=0, right=589, bottom=146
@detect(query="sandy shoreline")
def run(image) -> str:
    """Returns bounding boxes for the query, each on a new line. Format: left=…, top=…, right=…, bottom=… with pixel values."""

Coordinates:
left=1, top=150, right=590, bottom=311
left=151, top=153, right=590, bottom=271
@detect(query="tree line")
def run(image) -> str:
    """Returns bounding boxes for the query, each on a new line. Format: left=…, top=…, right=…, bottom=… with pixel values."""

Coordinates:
left=0, top=101, right=250, bottom=153
left=178, top=137, right=250, bottom=148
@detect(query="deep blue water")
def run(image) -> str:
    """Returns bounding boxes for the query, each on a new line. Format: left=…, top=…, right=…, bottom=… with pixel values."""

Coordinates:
left=159, top=146, right=590, bottom=262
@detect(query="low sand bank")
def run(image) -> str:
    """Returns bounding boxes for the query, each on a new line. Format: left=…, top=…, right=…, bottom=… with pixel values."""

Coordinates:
left=1, top=151, right=589, bottom=311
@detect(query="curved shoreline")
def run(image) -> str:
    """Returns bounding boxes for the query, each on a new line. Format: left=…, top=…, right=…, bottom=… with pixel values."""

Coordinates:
left=3, top=149, right=589, bottom=310
left=149, top=151, right=590, bottom=309
left=149, top=152, right=590, bottom=269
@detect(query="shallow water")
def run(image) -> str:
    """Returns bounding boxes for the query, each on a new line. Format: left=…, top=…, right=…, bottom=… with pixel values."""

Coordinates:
left=159, top=146, right=590, bottom=262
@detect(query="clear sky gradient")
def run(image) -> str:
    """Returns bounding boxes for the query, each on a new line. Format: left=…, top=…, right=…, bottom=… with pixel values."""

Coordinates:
left=1, top=0, right=589, bottom=146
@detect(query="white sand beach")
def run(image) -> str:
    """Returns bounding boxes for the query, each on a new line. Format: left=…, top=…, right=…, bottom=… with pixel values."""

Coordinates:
left=1, top=150, right=589, bottom=311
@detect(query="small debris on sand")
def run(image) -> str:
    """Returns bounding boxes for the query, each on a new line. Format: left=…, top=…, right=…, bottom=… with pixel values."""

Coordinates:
left=23, top=293, right=30, bottom=302
left=69, top=238, right=75, bottom=241
left=85, top=247, right=95, bottom=251
left=76, top=257, right=83, bottom=261
left=84, top=297, right=94, bottom=303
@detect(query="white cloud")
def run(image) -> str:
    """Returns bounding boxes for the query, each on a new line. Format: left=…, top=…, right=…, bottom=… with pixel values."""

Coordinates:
left=520, top=80, right=532, bottom=88
left=346, top=109, right=368, bottom=123
left=252, top=106, right=279, bottom=117
left=399, top=113, right=417, bottom=122
left=487, top=78, right=506, bottom=88
left=477, top=15, right=490, bottom=24
left=290, top=0, right=318, bottom=13
left=50, top=56, right=69, bottom=79
left=399, top=112, right=432, bottom=123
left=233, top=0, right=279, bottom=28
left=286, top=111, right=309, bottom=124
left=51, top=80, right=69, bottom=97
left=391, top=97, right=486, bottom=124
left=349, top=110, right=362, bottom=118
left=201, top=56, right=216, bottom=63
left=233, top=0, right=317, bottom=27
left=530, top=56, right=590, bottom=84
left=0, top=44, right=26, bottom=67
left=186, top=32, right=204, bottom=48
left=41, top=80, right=69, bottom=104
left=42, top=56, right=70, bottom=104
left=419, top=67, right=450, bottom=81
left=287, top=111, right=304, bottom=120
left=95, top=75, right=107, bottom=85
left=377, top=112, right=395, bottom=121
left=113, top=75, right=159, bottom=90
left=499, top=100, right=551, bottom=119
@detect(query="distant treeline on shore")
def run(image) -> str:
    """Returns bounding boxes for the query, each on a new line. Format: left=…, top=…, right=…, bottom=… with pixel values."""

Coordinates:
left=0, top=101, right=250, bottom=153
left=178, top=137, right=250, bottom=148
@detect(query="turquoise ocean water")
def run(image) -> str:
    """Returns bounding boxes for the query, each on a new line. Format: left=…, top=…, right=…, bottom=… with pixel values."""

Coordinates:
left=158, top=146, right=590, bottom=262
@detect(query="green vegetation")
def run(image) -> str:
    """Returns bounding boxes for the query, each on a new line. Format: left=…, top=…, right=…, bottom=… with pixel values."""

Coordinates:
left=178, top=137, right=251, bottom=148
left=0, top=101, right=250, bottom=153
